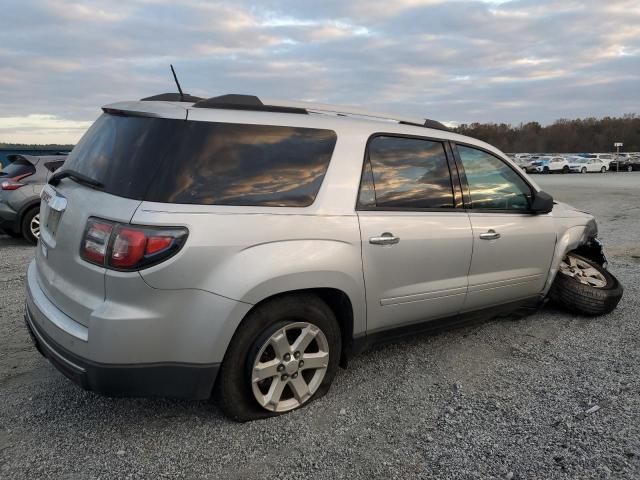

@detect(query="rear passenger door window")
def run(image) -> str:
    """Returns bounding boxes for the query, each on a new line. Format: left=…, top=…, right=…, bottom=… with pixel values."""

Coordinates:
left=456, top=145, right=532, bottom=211
left=358, top=135, right=454, bottom=209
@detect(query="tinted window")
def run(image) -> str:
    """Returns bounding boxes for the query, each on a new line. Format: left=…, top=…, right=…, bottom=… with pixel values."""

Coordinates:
left=44, top=160, right=66, bottom=172
left=0, top=157, right=36, bottom=178
left=457, top=145, right=531, bottom=210
left=63, top=114, right=177, bottom=199
left=148, top=121, right=336, bottom=206
left=357, top=159, right=376, bottom=208
left=63, top=114, right=336, bottom=206
left=360, top=136, right=454, bottom=209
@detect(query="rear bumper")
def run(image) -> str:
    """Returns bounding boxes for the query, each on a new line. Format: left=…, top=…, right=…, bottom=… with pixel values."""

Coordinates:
left=25, top=304, right=219, bottom=399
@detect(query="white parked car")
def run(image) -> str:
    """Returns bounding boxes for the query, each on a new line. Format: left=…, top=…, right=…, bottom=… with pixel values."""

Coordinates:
left=580, top=153, right=614, bottom=169
left=567, top=156, right=608, bottom=173
left=532, top=156, right=569, bottom=173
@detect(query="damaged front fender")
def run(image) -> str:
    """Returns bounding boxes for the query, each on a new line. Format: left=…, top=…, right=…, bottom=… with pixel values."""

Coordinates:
left=543, top=219, right=607, bottom=295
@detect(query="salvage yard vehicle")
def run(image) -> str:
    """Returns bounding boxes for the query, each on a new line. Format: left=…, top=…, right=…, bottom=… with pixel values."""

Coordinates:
left=24, top=93, right=623, bottom=421
left=580, top=153, right=615, bottom=170
left=530, top=155, right=570, bottom=174
left=567, top=156, right=608, bottom=173
left=609, top=154, right=640, bottom=172
left=0, top=154, right=66, bottom=243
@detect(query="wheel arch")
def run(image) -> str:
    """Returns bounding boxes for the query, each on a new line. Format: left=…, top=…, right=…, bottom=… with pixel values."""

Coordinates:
left=237, top=287, right=358, bottom=368
left=542, top=222, right=601, bottom=295
left=17, top=199, right=41, bottom=229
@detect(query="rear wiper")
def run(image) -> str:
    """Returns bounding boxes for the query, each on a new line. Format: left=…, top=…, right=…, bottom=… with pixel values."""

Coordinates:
left=49, top=169, right=104, bottom=189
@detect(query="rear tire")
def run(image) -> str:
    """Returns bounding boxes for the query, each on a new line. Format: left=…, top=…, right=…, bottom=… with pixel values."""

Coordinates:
left=217, top=294, right=341, bottom=422
left=562, top=165, right=569, bottom=174
left=628, top=165, right=634, bottom=172
left=600, top=166, right=606, bottom=173
left=550, top=254, right=623, bottom=316
left=20, top=208, right=40, bottom=245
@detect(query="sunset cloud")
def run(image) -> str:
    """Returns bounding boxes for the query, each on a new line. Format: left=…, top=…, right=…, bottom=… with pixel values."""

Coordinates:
left=1, top=0, right=638, bottom=143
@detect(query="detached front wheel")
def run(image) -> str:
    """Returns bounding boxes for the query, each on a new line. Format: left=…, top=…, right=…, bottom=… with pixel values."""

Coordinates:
left=550, top=253, right=623, bottom=316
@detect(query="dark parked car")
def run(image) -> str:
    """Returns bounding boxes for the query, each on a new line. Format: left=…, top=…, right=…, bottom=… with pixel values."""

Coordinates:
left=610, top=156, right=640, bottom=172
left=0, top=154, right=66, bottom=243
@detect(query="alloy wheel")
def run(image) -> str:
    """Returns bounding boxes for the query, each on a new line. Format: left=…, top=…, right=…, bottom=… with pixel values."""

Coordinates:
left=559, top=255, right=607, bottom=288
left=30, top=213, right=40, bottom=239
left=251, top=322, right=329, bottom=412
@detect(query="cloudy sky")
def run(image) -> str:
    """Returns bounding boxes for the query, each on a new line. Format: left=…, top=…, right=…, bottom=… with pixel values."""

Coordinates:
left=2, top=0, right=639, bottom=144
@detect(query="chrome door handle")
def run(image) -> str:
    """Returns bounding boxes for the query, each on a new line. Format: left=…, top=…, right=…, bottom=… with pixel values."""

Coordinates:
left=369, top=232, right=400, bottom=245
left=479, top=229, right=501, bottom=240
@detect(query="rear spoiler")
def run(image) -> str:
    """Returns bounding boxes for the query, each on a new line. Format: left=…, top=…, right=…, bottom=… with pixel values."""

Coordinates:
left=6, top=154, right=33, bottom=164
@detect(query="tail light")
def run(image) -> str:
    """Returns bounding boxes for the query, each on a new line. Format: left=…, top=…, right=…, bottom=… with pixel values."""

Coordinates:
left=1, top=180, right=26, bottom=190
left=1, top=172, right=32, bottom=190
left=80, top=217, right=188, bottom=271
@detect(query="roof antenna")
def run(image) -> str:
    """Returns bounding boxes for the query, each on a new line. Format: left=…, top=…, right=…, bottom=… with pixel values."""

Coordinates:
left=170, top=64, right=184, bottom=101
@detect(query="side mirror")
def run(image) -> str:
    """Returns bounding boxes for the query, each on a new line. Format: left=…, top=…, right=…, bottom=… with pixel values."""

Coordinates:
left=531, top=190, right=554, bottom=214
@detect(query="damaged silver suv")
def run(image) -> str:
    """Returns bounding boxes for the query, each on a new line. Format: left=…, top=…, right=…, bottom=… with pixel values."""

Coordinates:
left=25, top=93, right=623, bottom=421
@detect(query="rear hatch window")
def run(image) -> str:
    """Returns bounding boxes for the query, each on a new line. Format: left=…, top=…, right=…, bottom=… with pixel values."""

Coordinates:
left=0, top=157, right=36, bottom=179
left=62, top=113, right=337, bottom=207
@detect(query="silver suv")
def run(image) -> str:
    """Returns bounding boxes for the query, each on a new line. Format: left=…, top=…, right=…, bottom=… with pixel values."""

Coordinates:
left=24, top=93, right=623, bottom=421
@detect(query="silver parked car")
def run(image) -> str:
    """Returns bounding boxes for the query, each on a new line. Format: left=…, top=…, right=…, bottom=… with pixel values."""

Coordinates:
left=25, top=93, right=623, bottom=421
left=0, top=154, right=66, bottom=243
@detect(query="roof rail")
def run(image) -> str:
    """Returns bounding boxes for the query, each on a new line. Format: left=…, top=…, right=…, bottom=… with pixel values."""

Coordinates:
left=260, top=97, right=450, bottom=131
left=142, top=92, right=450, bottom=131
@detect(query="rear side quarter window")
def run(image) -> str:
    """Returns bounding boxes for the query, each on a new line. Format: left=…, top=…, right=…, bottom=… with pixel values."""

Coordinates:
left=148, top=122, right=337, bottom=207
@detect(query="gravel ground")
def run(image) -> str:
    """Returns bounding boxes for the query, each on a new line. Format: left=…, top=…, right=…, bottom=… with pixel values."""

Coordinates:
left=1, top=173, right=639, bottom=479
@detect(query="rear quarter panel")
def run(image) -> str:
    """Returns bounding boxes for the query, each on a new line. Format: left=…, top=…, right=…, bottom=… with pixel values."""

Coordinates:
left=133, top=209, right=367, bottom=335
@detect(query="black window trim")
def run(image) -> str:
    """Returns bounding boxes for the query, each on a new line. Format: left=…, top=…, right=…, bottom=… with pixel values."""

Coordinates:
left=451, top=141, right=539, bottom=214
left=355, top=132, right=465, bottom=213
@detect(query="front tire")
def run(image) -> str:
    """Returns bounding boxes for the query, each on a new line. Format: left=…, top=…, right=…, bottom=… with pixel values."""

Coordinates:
left=21, top=208, right=40, bottom=244
left=628, top=165, right=634, bottom=172
left=600, top=166, right=606, bottom=173
left=581, top=167, right=587, bottom=174
left=550, top=253, right=623, bottom=316
left=562, top=165, right=569, bottom=174
left=217, top=294, right=341, bottom=422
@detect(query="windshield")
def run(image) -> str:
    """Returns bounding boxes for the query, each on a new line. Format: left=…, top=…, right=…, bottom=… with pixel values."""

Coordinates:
left=62, top=113, right=337, bottom=206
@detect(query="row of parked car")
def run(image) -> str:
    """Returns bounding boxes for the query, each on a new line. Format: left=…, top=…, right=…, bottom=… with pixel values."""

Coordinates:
left=508, top=152, right=640, bottom=174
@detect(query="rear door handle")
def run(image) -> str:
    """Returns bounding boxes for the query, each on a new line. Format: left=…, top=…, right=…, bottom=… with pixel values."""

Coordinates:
left=479, top=229, right=501, bottom=240
left=369, top=232, right=400, bottom=245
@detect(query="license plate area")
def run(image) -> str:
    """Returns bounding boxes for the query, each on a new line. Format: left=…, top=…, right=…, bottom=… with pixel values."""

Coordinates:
left=40, top=185, right=67, bottom=239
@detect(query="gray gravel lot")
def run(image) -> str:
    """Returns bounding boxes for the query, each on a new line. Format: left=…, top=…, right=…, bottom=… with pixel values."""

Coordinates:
left=1, top=173, right=639, bottom=479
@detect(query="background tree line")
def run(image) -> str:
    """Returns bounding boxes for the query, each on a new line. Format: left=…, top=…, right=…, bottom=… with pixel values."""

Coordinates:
left=0, top=143, right=74, bottom=150
left=454, top=114, right=640, bottom=153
